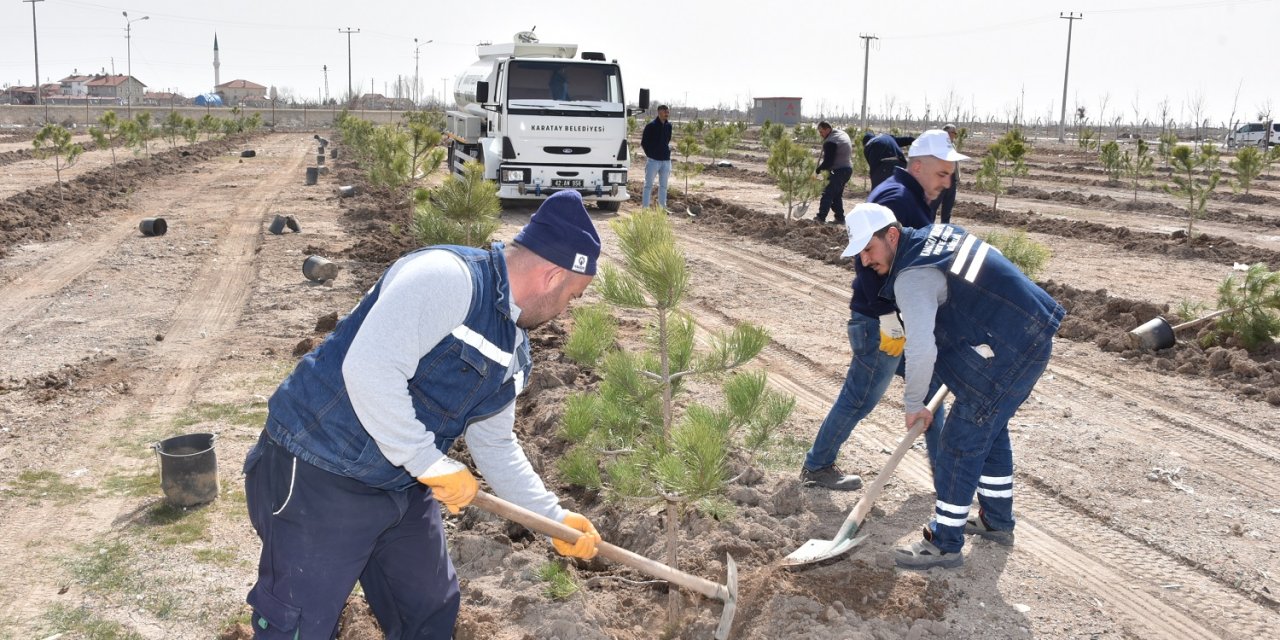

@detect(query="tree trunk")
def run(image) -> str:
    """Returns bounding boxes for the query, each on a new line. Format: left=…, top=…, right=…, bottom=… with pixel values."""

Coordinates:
left=665, top=498, right=681, bottom=630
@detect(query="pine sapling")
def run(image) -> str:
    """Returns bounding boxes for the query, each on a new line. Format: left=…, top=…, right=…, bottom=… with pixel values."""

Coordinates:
left=674, top=133, right=704, bottom=200
left=767, top=137, right=822, bottom=220
left=33, top=123, right=84, bottom=201
left=1166, top=145, right=1221, bottom=236
left=703, top=126, right=733, bottom=165
left=562, top=210, right=792, bottom=629
left=1121, top=138, right=1154, bottom=202
left=1213, top=264, right=1280, bottom=349
left=1229, top=146, right=1263, bottom=195
left=411, top=160, right=501, bottom=247
left=89, top=110, right=122, bottom=165
left=975, top=146, right=1005, bottom=209
left=1099, top=141, right=1123, bottom=182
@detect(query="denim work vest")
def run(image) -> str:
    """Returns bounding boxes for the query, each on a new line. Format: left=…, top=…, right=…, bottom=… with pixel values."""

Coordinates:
left=265, top=243, right=532, bottom=490
left=881, top=224, right=1066, bottom=415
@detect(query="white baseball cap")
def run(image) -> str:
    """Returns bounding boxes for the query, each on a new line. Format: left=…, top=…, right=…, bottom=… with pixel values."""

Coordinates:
left=840, top=203, right=898, bottom=258
left=908, top=129, right=970, bottom=161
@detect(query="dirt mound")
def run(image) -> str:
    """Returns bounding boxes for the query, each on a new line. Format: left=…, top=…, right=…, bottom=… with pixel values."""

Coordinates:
left=955, top=201, right=1280, bottom=268
left=0, top=134, right=258, bottom=258
left=687, top=195, right=1280, bottom=401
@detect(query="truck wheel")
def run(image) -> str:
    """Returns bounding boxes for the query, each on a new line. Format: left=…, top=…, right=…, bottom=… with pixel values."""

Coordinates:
left=596, top=200, right=621, bottom=212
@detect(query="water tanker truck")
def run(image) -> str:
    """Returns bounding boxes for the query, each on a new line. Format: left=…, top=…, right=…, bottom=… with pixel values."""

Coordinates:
left=446, top=31, right=649, bottom=210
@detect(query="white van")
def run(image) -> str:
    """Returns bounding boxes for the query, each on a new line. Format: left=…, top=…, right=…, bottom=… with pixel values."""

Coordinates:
left=1225, top=121, right=1280, bottom=148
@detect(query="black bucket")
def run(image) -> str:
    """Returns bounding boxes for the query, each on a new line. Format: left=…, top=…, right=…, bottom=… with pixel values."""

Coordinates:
left=338, top=185, right=356, bottom=198
left=330, top=148, right=338, bottom=159
left=305, top=166, right=319, bottom=185
left=268, top=214, right=288, bottom=235
left=286, top=215, right=301, bottom=233
left=139, top=217, right=167, bottom=236
left=154, top=433, right=218, bottom=507
left=1129, top=317, right=1176, bottom=350
left=303, top=255, right=340, bottom=281
left=240, top=149, right=256, bottom=158
left=316, top=153, right=326, bottom=165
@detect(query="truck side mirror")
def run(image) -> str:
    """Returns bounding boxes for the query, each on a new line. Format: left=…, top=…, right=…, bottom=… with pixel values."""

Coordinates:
left=638, top=88, right=650, bottom=111
left=476, top=81, right=489, bottom=104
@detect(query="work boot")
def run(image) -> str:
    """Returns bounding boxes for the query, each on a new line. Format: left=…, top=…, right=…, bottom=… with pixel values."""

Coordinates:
left=799, top=465, right=863, bottom=491
left=965, top=512, right=1015, bottom=546
left=895, top=528, right=963, bottom=570
left=831, top=217, right=846, bottom=226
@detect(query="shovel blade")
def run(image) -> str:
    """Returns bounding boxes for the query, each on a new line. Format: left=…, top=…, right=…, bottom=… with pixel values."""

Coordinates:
left=781, top=533, right=868, bottom=567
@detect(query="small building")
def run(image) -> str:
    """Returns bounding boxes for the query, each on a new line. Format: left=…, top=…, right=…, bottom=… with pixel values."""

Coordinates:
left=59, top=73, right=94, bottom=96
left=143, top=91, right=188, bottom=106
left=752, top=96, right=803, bottom=126
left=216, top=79, right=267, bottom=106
left=86, top=75, right=147, bottom=103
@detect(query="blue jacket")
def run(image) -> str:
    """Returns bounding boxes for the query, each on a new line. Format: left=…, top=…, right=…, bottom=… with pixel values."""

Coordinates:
left=641, top=116, right=672, bottom=161
left=882, top=224, right=1065, bottom=412
left=850, top=167, right=936, bottom=318
left=263, top=244, right=532, bottom=490
left=864, top=133, right=905, bottom=188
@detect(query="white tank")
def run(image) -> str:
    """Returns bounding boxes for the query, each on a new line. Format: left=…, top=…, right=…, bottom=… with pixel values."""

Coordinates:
left=452, top=33, right=580, bottom=116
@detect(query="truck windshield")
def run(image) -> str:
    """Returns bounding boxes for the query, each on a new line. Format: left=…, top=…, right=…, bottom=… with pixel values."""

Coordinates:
left=507, top=61, right=621, bottom=104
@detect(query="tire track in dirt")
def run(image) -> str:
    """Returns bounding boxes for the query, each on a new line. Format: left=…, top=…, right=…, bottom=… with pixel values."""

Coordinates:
left=0, top=166, right=231, bottom=338
left=0, top=134, right=308, bottom=633
left=675, top=229, right=1280, bottom=638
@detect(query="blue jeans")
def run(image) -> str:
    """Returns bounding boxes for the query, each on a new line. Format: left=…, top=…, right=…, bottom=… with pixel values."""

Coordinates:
left=804, top=313, right=945, bottom=471
left=926, top=338, right=1053, bottom=553
left=244, top=432, right=459, bottom=639
left=642, top=159, right=671, bottom=208
left=818, top=167, right=853, bottom=220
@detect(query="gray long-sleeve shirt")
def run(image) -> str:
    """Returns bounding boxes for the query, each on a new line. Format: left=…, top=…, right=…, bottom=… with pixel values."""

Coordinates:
left=341, top=249, right=565, bottom=521
left=894, top=267, right=948, bottom=414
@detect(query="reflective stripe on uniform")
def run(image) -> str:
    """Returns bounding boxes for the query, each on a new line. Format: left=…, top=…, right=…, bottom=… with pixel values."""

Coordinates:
left=451, top=326, right=513, bottom=367
left=934, top=499, right=971, bottom=528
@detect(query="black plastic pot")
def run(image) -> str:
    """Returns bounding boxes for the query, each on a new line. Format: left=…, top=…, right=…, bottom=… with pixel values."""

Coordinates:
left=268, top=214, right=288, bottom=235
left=154, top=433, right=218, bottom=507
left=139, top=217, right=167, bottom=236
left=305, top=167, right=319, bottom=185
left=303, top=255, right=340, bottom=282
left=1129, top=317, right=1175, bottom=350
left=240, top=149, right=256, bottom=158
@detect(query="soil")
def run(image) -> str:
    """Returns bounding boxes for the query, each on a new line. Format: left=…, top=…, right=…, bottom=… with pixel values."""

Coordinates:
left=0, top=129, right=1277, bottom=640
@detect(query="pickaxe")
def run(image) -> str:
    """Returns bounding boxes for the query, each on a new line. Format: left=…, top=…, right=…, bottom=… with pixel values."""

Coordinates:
left=472, top=491, right=738, bottom=639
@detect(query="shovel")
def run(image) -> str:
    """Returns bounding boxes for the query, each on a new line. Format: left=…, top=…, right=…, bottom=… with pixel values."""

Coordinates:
left=471, top=491, right=739, bottom=640
left=782, top=384, right=951, bottom=568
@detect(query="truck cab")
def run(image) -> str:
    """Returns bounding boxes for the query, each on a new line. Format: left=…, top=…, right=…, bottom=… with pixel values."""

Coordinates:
left=446, top=34, right=648, bottom=210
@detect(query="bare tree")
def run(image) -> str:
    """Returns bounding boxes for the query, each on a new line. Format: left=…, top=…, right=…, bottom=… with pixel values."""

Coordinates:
left=939, top=87, right=959, bottom=125
left=1187, top=90, right=1206, bottom=148
left=1097, top=92, right=1111, bottom=138
left=1225, top=79, right=1244, bottom=135
left=1157, top=96, right=1171, bottom=137
left=1131, top=91, right=1143, bottom=135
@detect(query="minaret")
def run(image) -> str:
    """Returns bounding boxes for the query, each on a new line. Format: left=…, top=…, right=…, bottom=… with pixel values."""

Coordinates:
left=213, top=34, right=221, bottom=89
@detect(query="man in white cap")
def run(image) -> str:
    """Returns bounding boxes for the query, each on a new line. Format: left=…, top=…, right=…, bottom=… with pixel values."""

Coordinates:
left=841, top=207, right=1064, bottom=570
left=243, top=190, right=603, bottom=638
left=799, top=130, right=967, bottom=492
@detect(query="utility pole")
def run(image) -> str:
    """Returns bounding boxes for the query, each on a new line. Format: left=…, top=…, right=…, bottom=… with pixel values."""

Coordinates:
left=1058, top=12, right=1083, bottom=143
left=338, top=27, right=360, bottom=103
left=858, top=33, right=878, bottom=134
left=441, top=77, right=448, bottom=109
left=123, top=11, right=150, bottom=118
left=414, top=38, right=432, bottom=107
left=23, top=0, right=44, bottom=111
left=322, top=64, right=329, bottom=103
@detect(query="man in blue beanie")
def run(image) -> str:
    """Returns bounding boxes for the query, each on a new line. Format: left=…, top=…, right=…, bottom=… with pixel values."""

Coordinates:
left=244, top=189, right=602, bottom=639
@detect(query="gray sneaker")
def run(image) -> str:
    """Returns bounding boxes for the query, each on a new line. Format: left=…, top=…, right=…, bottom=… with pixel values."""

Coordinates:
left=895, top=536, right=964, bottom=570
left=799, top=466, right=863, bottom=491
left=965, top=512, right=1015, bottom=546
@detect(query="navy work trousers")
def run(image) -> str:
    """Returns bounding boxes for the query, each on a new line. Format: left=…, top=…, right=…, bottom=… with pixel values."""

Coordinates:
left=244, top=432, right=460, bottom=639
left=817, top=167, right=853, bottom=221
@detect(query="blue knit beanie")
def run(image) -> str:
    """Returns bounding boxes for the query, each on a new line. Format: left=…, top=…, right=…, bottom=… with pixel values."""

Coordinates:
left=513, top=191, right=600, bottom=275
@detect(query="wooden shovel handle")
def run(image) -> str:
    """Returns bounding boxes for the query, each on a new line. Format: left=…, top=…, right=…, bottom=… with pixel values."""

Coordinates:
left=470, top=491, right=729, bottom=602
left=833, top=385, right=951, bottom=540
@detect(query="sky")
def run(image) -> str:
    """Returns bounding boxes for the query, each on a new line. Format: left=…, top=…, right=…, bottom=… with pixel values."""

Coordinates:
left=1, top=0, right=1276, bottom=127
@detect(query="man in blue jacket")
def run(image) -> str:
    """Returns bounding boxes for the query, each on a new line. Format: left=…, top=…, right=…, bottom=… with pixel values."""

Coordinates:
left=801, top=130, right=966, bottom=491
left=842, top=207, right=1064, bottom=570
left=244, top=190, right=603, bottom=639
left=864, top=132, right=906, bottom=189
left=640, top=105, right=673, bottom=208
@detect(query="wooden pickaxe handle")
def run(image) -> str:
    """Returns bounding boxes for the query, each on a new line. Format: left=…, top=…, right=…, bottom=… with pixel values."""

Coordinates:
left=470, top=490, right=731, bottom=603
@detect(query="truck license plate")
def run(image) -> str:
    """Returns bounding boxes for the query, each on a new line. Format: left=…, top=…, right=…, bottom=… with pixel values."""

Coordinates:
left=551, top=179, right=583, bottom=188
